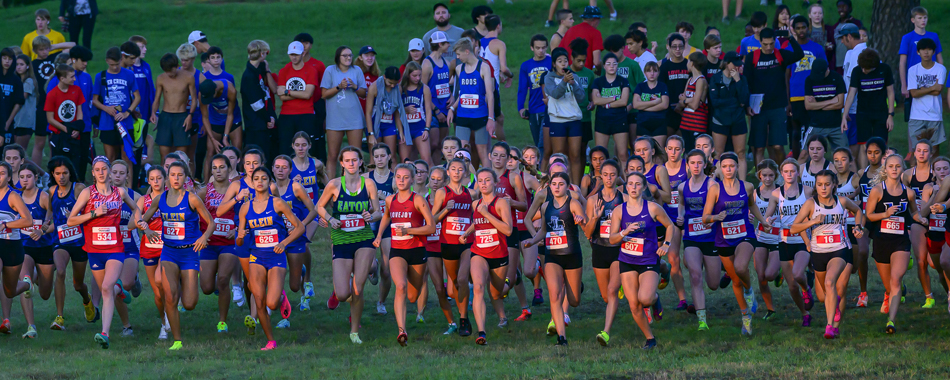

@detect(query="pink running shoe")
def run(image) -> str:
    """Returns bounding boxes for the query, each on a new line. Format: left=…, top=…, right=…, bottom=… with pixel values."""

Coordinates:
left=280, top=291, right=292, bottom=319
left=261, top=340, right=277, bottom=351
left=823, top=325, right=835, bottom=339
left=327, top=291, right=340, bottom=310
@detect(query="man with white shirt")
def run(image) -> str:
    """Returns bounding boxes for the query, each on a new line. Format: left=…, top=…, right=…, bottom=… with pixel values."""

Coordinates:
left=907, top=38, right=946, bottom=155
left=837, top=23, right=865, bottom=166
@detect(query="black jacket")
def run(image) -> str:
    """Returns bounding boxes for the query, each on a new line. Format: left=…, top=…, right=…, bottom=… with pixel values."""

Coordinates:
left=743, top=37, right=804, bottom=110
left=0, top=69, right=24, bottom=131
left=241, top=61, right=276, bottom=132
left=708, top=71, right=749, bottom=127
left=60, top=0, right=99, bottom=18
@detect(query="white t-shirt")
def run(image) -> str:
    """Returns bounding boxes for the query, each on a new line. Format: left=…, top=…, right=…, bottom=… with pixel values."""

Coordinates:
left=907, top=62, right=947, bottom=121
left=634, top=51, right=658, bottom=73
left=842, top=42, right=866, bottom=115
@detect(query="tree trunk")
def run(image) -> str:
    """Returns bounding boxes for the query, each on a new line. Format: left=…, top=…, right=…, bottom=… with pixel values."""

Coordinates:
left=870, top=0, right=920, bottom=100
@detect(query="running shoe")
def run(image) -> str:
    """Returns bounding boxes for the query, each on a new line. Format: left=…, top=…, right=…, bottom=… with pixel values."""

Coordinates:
left=131, top=276, right=143, bottom=298
left=885, top=321, right=896, bottom=334
left=743, top=287, right=754, bottom=313
left=368, top=259, right=379, bottom=285
left=244, top=315, right=256, bottom=335
left=23, top=276, right=34, bottom=299
left=763, top=310, right=776, bottom=320
left=158, top=325, right=169, bottom=340
left=514, top=308, right=532, bottom=321
left=279, top=291, right=292, bottom=319
left=397, top=330, right=408, bottom=346
left=21, top=325, right=36, bottom=339
left=303, top=282, right=315, bottom=299
left=299, top=298, right=311, bottom=311
left=833, top=327, right=839, bottom=337
left=376, top=301, right=387, bottom=315
left=121, top=326, right=134, bottom=337
left=327, top=292, right=340, bottom=310
left=901, top=285, right=907, bottom=303
left=178, top=304, right=186, bottom=312
left=881, top=294, right=890, bottom=314
left=50, top=316, right=65, bottom=331
left=95, top=332, right=109, bottom=349
left=261, top=340, right=277, bottom=351
left=741, top=315, right=752, bottom=336
left=834, top=298, right=842, bottom=323
left=675, top=300, right=688, bottom=311
left=416, top=315, right=425, bottom=324
left=802, top=314, right=812, bottom=327
left=564, top=314, right=571, bottom=325
left=555, top=335, right=568, bottom=346
left=0, top=319, right=11, bottom=334
left=544, top=20, right=555, bottom=28
left=618, top=286, right=624, bottom=300
left=719, top=274, right=732, bottom=289
left=277, top=319, right=290, bottom=329
left=609, top=10, right=618, bottom=21
left=908, top=256, right=914, bottom=271
left=444, top=323, right=458, bottom=335
left=802, top=287, right=814, bottom=311
left=169, top=341, right=182, bottom=350
left=642, top=338, right=657, bottom=350
left=547, top=320, right=557, bottom=336
left=232, top=285, right=245, bottom=307
left=774, top=275, right=784, bottom=288
left=658, top=262, right=671, bottom=290
left=532, top=289, right=544, bottom=306
left=459, top=318, right=472, bottom=337
left=497, top=318, right=508, bottom=328
left=116, top=280, right=131, bottom=305
left=652, top=297, right=664, bottom=321
left=644, top=308, right=653, bottom=324
left=922, top=297, right=935, bottom=309
left=857, top=292, right=868, bottom=308
left=83, top=301, right=96, bottom=322
left=217, top=321, right=228, bottom=333
left=596, top=331, right=610, bottom=346
left=475, top=331, right=487, bottom=345
left=824, top=325, right=835, bottom=339
left=349, top=332, right=362, bottom=344
left=687, top=304, right=697, bottom=314
left=698, top=321, right=709, bottom=331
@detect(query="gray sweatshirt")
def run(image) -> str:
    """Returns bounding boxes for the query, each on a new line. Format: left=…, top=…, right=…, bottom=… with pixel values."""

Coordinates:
left=543, top=71, right=587, bottom=122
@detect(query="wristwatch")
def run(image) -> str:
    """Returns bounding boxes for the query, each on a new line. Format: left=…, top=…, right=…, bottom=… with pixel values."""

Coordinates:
left=888, top=112, right=895, bottom=116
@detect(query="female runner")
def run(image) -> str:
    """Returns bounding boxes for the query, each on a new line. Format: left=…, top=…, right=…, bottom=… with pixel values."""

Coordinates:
left=17, top=163, right=54, bottom=339
left=865, top=154, right=918, bottom=334
left=661, top=136, right=689, bottom=309
left=236, top=166, right=304, bottom=350
left=765, top=158, right=814, bottom=326
left=221, top=146, right=246, bottom=306
left=365, top=68, right=407, bottom=163
left=195, top=155, right=240, bottom=333
left=431, top=158, right=478, bottom=336
left=112, top=161, right=140, bottom=308
left=316, top=146, right=381, bottom=344
left=924, top=157, right=950, bottom=314
left=47, top=157, right=94, bottom=330
left=0, top=161, right=33, bottom=335
left=580, top=146, right=609, bottom=197
left=422, top=166, right=455, bottom=333
left=833, top=148, right=859, bottom=301
left=289, top=132, right=328, bottom=309
left=902, top=140, right=936, bottom=308
left=515, top=146, right=545, bottom=307
left=137, top=166, right=170, bottom=338
left=366, top=144, right=395, bottom=315
left=408, top=158, right=431, bottom=320
left=489, top=142, right=530, bottom=325
left=854, top=137, right=886, bottom=307
left=507, top=147, right=543, bottom=315
left=608, top=171, right=674, bottom=350
left=678, top=150, right=719, bottom=331
left=800, top=135, right=830, bottom=188
left=525, top=172, right=585, bottom=346
left=273, top=155, right=319, bottom=328
left=67, top=157, right=139, bottom=349
left=400, top=62, right=434, bottom=165
left=374, top=163, right=436, bottom=345
left=694, top=134, right=719, bottom=178
left=458, top=168, right=513, bottom=345
left=790, top=170, right=864, bottom=339
left=585, top=159, right=626, bottom=344
left=752, top=160, right=780, bottom=321
left=421, top=37, right=453, bottom=163
left=701, top=153, right=770, bottom=336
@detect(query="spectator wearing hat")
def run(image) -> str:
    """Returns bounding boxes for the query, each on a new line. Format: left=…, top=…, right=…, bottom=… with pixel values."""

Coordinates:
left=355, top=45, right=380, bottom=114
left=708, top=51, right=749, bottom=176
left=832, top=0, right=863, bottom=73
left=423, top=3, right=465, bottom=64
left=421, top=31, right=454, bottom=163
left=293, top=32, right=327, bottom=162
left=837, top=22, right=864, bottom=161
left=803, top=58, right=848, bottom=151
left=277, top=41, right=318, bottom=157
left=401, top=38, right=425, bottom=75
left=558, top=6, right=603, bottom=71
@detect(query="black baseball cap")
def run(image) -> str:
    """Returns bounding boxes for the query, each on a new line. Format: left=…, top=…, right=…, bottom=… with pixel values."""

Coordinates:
left=199, top=80, right=218, bottom=105
left=723, top=51, right=743, bottom=66
left=358, top=45, right=376, bottom=56
left=810, top=58, right=829, bottom=79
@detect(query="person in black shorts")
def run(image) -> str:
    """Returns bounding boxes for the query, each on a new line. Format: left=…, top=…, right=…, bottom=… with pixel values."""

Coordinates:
left=632, top=61, right=669, bottom=144
left=708, top=51, right=749, bottom=179
left=150, top=53, right=196, bottom=159
left=659, top=33, right=690, bottom=137
left=591, top=53, right=630, bottom=163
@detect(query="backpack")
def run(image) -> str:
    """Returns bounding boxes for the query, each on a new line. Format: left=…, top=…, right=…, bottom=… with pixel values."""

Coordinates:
left=752, top=48, right=783, bottom=67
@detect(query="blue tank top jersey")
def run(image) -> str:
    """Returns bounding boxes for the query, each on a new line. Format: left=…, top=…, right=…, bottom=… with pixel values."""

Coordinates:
left=23, top=191, right=53, bottom=247
left=618, top=200, right=660, bottom=266
left=403, top=86, right=425, bottom=127
left=0, top=190, right=22, bottom=241
left=205, top=79, right=242, bottom=127
left=51, top=184, right=84, bottom=246
left=426, top=56, right=451, bottom=113
left=713, top=180, right=755, bottom=247
left=369, top=170, right=395, bottom=232
left=456, top=61, right=488, bottom=118
left=159, top=191, right=201, bottom=246
left=683, top=177, right=714, bottom=243
left=279, top=182, right=309, bottom=239
left=121, top=188, right=139, bottom=252
left=289, top=157, right=320, bottom=201
left=246, top=197, right=288, bottom=253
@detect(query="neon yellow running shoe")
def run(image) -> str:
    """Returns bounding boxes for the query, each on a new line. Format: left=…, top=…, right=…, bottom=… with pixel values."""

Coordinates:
left=83, top=301, right=95, bottom=322
left=698, top=321, right=710, bottom=331
left=169, top=341, right=182, bottom=350
left=50, top=316, right=65, bottom=331
left=244, top=315, right=256, bottom=335
left=216, top=321, right=228, bottom=333
left=618, top=286, right=625, bottom=300
left=546, top=320, right=556, bottom=336
left=923, top=297, right=936, bottom=309
left=596, top=331, right=610, bottom=346
left=349, top=332, right=362, bottom=344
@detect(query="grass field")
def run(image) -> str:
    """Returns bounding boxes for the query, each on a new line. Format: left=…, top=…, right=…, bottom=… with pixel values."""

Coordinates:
left=3, top=0, right=950, bottom=379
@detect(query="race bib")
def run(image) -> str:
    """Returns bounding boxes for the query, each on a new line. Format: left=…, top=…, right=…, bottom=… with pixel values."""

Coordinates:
left=668, top=190, right=680, bottom=207
left=144, top=234, right=164, bottom=249
left=881, top=216, right=905, bottom=235
left=445, top=216, right=469, bottom=235
left=92, top=226, right=117, bottom=246
left=340, top=214, right=366, bottom=232
left=254, top=228, right=278, bottom=248
left=435, top=83, right=450, bottom=98
left=305, top=187, right=315, bottom=200
left=687, top=217, right=711, bottom=236
left=121, top=225, right=132, bottom=243
left=620, top=236, right=645, bottom=256
left=163, top=221, right=185, bottom=241
left=213, top=218, right=234, bottom=237
left=380, top=113, right=394, bottom=123
left=815, top=229, right=843, bottom=248
left=846, top=211, right=856, bottom=225
left=391, top=222, right=412, bottom=241
left=721, top=220, right=747, bottom=240
left=56, top=224, right=83, bottom=243
left=428, top=222, right=441, bottom=241
left=460, top=94, right=479, bottom=109
left=22, top=220, right=43, bottom=235
left=757, top=222, right=779, bottom=237
left=599, top=219, right=612, bottom=239
left=930, top=214, right=947, bottom=232
left=514, top=210, right=525, bottom=226
left=407, top=112, right=423, bottom=122
left=545, top=230, right=567, bottom=250
left=475, top=228, right=499, bottom=249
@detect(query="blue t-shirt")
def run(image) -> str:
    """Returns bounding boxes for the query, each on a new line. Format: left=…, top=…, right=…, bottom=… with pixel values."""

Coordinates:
left=632, top=81, right=668, bottom=122
left=899, top=31, right=943, bottom=74
left=517, top=56, right=551, bottom=114
left=92, top=68, right=139, bottom=131
left=739, top=36, right=762, bottom=56
left=47, top=70, right=94, bottom=132
left=131, top=61, right=155, bottom=119
left=789, top=40, right=827, bottom=101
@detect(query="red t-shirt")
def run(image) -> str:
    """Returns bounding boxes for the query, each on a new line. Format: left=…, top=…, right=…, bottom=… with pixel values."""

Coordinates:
left=306, top=57, right=326, bottom=102
left=44, top=84, right=86, bottom=134
left=359, top=72, right=380, bottom=113
left=278, top=62, right=318, bottom=115
left=559, top=22, right=604, bottom=70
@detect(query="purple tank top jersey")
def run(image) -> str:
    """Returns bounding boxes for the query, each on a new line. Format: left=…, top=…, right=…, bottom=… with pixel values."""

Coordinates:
left=713, top=179, right=754, bottom=247
left=618, top=200, right=660, bottom=266
left=663, top=160, right=688, bottom=218
left=683, top=177, right=714, bottom=243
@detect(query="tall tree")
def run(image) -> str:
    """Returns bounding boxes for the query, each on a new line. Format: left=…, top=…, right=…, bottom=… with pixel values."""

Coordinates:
left=870, top=0, right=920, bottom=100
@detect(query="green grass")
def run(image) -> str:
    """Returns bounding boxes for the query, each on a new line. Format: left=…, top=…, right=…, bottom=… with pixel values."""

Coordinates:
left=3, top=0, right=950, bottom=378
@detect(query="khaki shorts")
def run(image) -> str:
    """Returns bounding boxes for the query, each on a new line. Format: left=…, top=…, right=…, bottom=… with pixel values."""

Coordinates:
left=908, top=119, right=946, bottom=147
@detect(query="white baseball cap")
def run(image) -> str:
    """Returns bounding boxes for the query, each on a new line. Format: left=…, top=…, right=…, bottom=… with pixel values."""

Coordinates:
left=430, top=31, right=448, bottom=44
left=288, top=41, right=305, bottom=55
left=187, top=30, right=207, bottom=44
left=408, top=38, right=425, bottom=52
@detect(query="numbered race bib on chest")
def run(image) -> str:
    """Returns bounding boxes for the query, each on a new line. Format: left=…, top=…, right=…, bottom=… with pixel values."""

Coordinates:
left=599, top=218, right=612, bottom=238
left=688, top=217, right=711, bottom=236
left=815, top=229, right=843, bottom=248
left=340, top=214, right=365, bottom=232
left=92, top=226, right=117, bottom=246
left=620, top=236, right=645, bottom=256
left=254, top=228, right=278, bottom=248
left=0, top=223, right=20, bottom=240
left=460, top=94, right=479, bottom=109
left=57, top=224, right=82, bottom=243
left=721, top=220, right=747, bottom=240
left=380, top=113, right=394, bottom=123
left=428, top=222, right=441, bottom=241
left=120, top=225, right=132, bottom=243
left=391, top=222, right=412, bottom=241
left=514, top=210, right=525, bottom=225
left=407, top=112, right=423, bottom=122
left=213, top=218, right=234, bottom=236
left=881, top=216, right=905, bottom=235
left=758, top=222, right=779, bottom=237
left=145, top=234, right=164, bottom=249
left=445, top=217, right=469, bottom=235
left=545, top=230, right=567, bottom=250
left=668, top=190, right=680, bottom=207
left=163, top=221, right=185, bottom=241
left=305, top=187, right=315, bottom=200
left=475, top=228, right=499, bottom=248
left=930, top=214, right=947, bottom=232
left=22, top=220, right=43, bottom=235
left=435, top=83, right=450, bottom=98
left=846, top=211, right=856, bottom=225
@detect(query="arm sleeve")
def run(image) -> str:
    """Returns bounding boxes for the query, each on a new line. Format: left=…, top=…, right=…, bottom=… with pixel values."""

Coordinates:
left=737, top=76, right=750, bottom=105
left=543, top=75, right=567, bottom=99
left=241, top=70, right=269, bottom=118
left=907, top=66, right=919, bottom=90
left=44, top=90, right=56, bottom=112
left=804, top=78, right=815, bottom=96
left=883, top=64, right=895, bottom=87
left=898, top=35, right=910, bottom=55
left=517, top=63, right=528, bottom=110
left=355, top=68, right=366, bottom=89
left=572, top=81, right=587, bottom=103
left=835, top=75, right=847, bottom=94
left=937, top=36, right=944, bottom=54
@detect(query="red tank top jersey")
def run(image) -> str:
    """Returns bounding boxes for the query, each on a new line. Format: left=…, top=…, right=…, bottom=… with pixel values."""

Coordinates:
left=471, top=197, right=507, bottom=259
left=82, top=185, right=124, bottom=254
left=515, top=171, right=531, bottom=232
left=139, top=193, right=164, bottom=259
left=203, top=182, right=236, bottom=246
left=496, top=170, right=524, bottom=231
left=440, top=185, right=473, bottom=245
left=389, top=193, right=425, bottom=249
left=425, top=191, right=441, bottom=252
left=679, top=76, right=709, bottom=133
